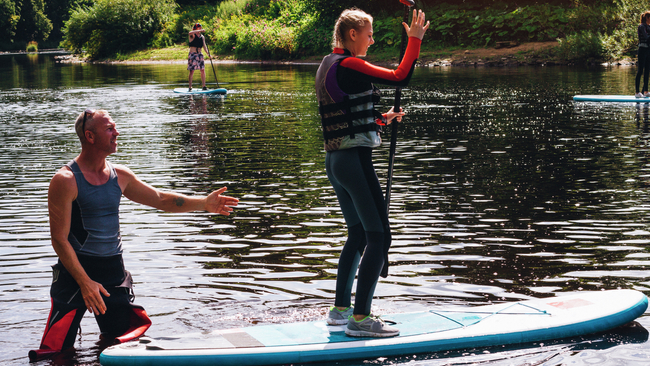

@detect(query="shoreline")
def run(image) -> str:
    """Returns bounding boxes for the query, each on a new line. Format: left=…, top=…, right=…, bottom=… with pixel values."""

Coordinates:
left=49, top=41, right=635, bottom=68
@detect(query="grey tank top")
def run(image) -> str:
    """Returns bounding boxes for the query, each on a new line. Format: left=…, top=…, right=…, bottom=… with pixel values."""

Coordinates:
left=67, top=160, right=123, bottom=256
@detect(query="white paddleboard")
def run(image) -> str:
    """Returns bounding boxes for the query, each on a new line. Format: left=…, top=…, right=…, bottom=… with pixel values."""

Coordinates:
left=100, top=290, right=647, bottom=366
left=573, top=95, right=650, bottom=102
left=173, top=88, right=227, bottom=95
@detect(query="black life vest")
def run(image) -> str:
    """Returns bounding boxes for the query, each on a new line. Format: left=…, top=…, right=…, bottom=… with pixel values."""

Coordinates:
left=315, top=52, right=385, bottom=152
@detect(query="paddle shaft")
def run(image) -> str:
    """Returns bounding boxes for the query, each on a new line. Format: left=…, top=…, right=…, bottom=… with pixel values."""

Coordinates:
left=203, top=36, right=220, bottom=88
left=385, top=2, right=413, bottom=212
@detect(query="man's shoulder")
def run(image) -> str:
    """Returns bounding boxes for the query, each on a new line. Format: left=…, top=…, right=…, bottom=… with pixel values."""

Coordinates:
left=111, top=162, right=132, bottom=175
left=52, top=165, right=74, bottom=181
left=49, top=165, right=77, bottom=199
left=111, top=163, right=138, bottom=187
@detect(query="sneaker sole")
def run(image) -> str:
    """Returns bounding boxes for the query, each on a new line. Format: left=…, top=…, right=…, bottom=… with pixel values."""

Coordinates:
left=327, top=318, right=348, bottom=325
left=345, top=329, right=399, bottom=337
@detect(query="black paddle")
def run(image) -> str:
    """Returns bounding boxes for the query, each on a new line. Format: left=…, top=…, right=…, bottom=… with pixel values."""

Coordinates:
left=203, top=35, right=221, bottom=89
left=385, top=0, right=415, bottom=212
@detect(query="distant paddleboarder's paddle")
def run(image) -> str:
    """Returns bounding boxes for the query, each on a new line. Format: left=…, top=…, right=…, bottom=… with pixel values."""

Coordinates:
left=204, top=36, right=220, bottom=89
left=385, top=0, right=415, bottom=213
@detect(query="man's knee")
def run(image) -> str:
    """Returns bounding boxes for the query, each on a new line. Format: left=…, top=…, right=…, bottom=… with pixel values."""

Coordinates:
left=96, top=302, right=151, bottom=343
left=96, top=286, right=151, bottom=342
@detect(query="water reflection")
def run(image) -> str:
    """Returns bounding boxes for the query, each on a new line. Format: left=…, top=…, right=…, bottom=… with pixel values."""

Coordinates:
left=1, top=54, right=650, bottom=365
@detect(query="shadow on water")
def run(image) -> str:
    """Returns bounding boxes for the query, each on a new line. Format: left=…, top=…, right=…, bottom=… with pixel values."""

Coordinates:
left=2, top=54, right=650, bottom=365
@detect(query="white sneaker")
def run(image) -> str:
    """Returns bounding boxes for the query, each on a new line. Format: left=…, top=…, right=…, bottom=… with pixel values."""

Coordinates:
left=636, top=92, right=644, bottom=98
left=327, top=306, right=353, bottom=325
left=345, top=314, right=399, bottom=337
left=644, top=92, right=650, bottom=97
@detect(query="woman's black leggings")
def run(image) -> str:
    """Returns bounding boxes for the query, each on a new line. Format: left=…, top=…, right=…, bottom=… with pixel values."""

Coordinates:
left=636, top=46, right=650, bottom=93
left=326, top=147, right=390, bottom=316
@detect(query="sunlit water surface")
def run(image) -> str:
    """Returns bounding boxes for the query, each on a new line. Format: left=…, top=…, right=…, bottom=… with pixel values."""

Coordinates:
left=2, top=54, right=650, bottom=365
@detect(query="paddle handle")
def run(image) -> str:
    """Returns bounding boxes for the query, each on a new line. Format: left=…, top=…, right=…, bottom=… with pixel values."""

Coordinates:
left=385, top=3, right=412, bottom=213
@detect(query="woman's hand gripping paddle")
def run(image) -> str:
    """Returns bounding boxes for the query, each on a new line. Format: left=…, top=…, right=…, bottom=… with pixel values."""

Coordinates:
left=385, top=0, right=415, bottom=213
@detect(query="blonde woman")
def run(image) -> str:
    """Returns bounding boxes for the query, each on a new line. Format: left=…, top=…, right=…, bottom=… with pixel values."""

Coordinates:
left=315, top=8, right=428, bottom=337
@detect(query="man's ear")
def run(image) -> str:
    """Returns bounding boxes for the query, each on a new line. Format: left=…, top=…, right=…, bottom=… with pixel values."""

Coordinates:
left=84, top=130, right=95, bottom=144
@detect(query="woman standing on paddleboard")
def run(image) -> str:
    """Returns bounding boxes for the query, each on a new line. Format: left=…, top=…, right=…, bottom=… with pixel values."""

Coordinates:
left=188, top=23, right=208, bottom=91
left=636, top=12, right=650, bottom=98
left=315, top=7, right=428, bottom=337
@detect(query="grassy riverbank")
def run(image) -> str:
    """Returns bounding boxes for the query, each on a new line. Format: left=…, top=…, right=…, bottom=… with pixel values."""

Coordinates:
left=52, top=0, right=645, bottom=66
left=6, top=0, right=647, bottom=66
left=68, top=40, right=633, bottom=68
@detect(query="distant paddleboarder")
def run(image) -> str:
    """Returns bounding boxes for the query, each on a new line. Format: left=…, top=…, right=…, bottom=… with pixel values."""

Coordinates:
left=315, top=7, right=428, bottom=337
left=188, top=23, right=209, bottom=91
left=636, top=11, right=650, bottom=98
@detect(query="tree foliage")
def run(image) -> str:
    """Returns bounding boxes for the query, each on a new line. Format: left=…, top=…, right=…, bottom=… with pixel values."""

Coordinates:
left=14, top=0, right=52, bottom=43
left=204, top=0, right=330, bottom=59
left=600, top=0, right=649, bottom=59
left=44, top=0, right=88, bottom=47
left=62, top=0, right=176, bottom=58
left=0, top=0, right=19, bottom=43
left=418, top=2, right=612, bottom=48
left=0, top=0, right=644, bottom=62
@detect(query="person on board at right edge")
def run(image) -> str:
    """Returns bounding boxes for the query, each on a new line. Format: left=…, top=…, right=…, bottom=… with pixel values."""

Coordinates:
left=315, top=7, right=428, bottom=337
left=636, top=11, right=650, bottom=98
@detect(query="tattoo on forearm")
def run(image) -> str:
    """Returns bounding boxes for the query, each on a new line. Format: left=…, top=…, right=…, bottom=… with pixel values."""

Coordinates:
left=174, top=197, right=185, bottom=207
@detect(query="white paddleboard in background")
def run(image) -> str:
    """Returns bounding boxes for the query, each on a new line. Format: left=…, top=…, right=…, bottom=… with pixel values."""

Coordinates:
left=100, top=290, right=648, bottom=366
left=573, top=95, right=650, bottom=102
left=173, top=88, right=227, bottom=95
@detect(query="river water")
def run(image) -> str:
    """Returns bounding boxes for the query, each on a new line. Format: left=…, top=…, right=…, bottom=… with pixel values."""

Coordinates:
left=1, top=53, right=650, bottom=365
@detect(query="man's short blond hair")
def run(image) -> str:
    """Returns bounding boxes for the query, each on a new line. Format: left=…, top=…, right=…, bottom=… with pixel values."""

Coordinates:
left=74, top=109, right=109, bottom=143
left=332, top=8, right=373, bottom=49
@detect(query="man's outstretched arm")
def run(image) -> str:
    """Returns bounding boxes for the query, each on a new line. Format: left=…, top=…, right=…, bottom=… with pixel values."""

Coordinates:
left=117, top=164, right=239, bottom=214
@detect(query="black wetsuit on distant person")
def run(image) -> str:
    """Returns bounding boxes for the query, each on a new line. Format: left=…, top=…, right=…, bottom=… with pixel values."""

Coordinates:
left=636, top=23, right=650, bottom=94
left=315, top=37, right=422, bottom=316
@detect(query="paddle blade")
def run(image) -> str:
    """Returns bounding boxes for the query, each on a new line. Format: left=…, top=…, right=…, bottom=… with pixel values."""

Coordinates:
left=400, top=0, right=415, bottom=6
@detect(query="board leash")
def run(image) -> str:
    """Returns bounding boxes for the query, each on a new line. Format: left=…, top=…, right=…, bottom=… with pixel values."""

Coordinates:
left=430, top=303, right=551, bottom=317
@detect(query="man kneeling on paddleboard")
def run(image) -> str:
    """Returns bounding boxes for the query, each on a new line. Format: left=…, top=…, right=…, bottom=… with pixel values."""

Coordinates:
left=29, top=109, right=239, bottom=361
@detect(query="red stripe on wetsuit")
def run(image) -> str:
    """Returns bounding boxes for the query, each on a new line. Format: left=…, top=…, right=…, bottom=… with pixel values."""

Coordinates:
left=334, top=37, right=422, bottom=86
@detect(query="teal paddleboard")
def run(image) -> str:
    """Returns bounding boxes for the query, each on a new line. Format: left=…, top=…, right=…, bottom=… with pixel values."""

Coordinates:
left=573, top=95, right=650, bottom=102
left=173, top=88, right=227, bottom=95
left=100, top=290, right=647, bottom=366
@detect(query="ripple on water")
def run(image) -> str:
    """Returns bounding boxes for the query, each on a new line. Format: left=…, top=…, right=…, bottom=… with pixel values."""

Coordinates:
left=2, top=60, right=650, bottom=365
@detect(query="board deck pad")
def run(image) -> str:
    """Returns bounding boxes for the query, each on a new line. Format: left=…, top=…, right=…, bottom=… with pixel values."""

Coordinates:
left=173, top=88, right=227, bottom=95
left=139, top=311, right=487, bottom=351
left=100, top=290, right=648, bottom=366
left=573, top=95, right=650, bottom=102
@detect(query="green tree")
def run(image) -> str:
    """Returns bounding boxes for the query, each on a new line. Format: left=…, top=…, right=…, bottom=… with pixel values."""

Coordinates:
left=0, top=0, right=19, bottom=43
left=62, top=0, right=176, bottom=58
left=44, top=0, right=88, bottom=46
left=601, top=0, right=648, bottom=59
left=14, top=0, right=52, bottom=43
